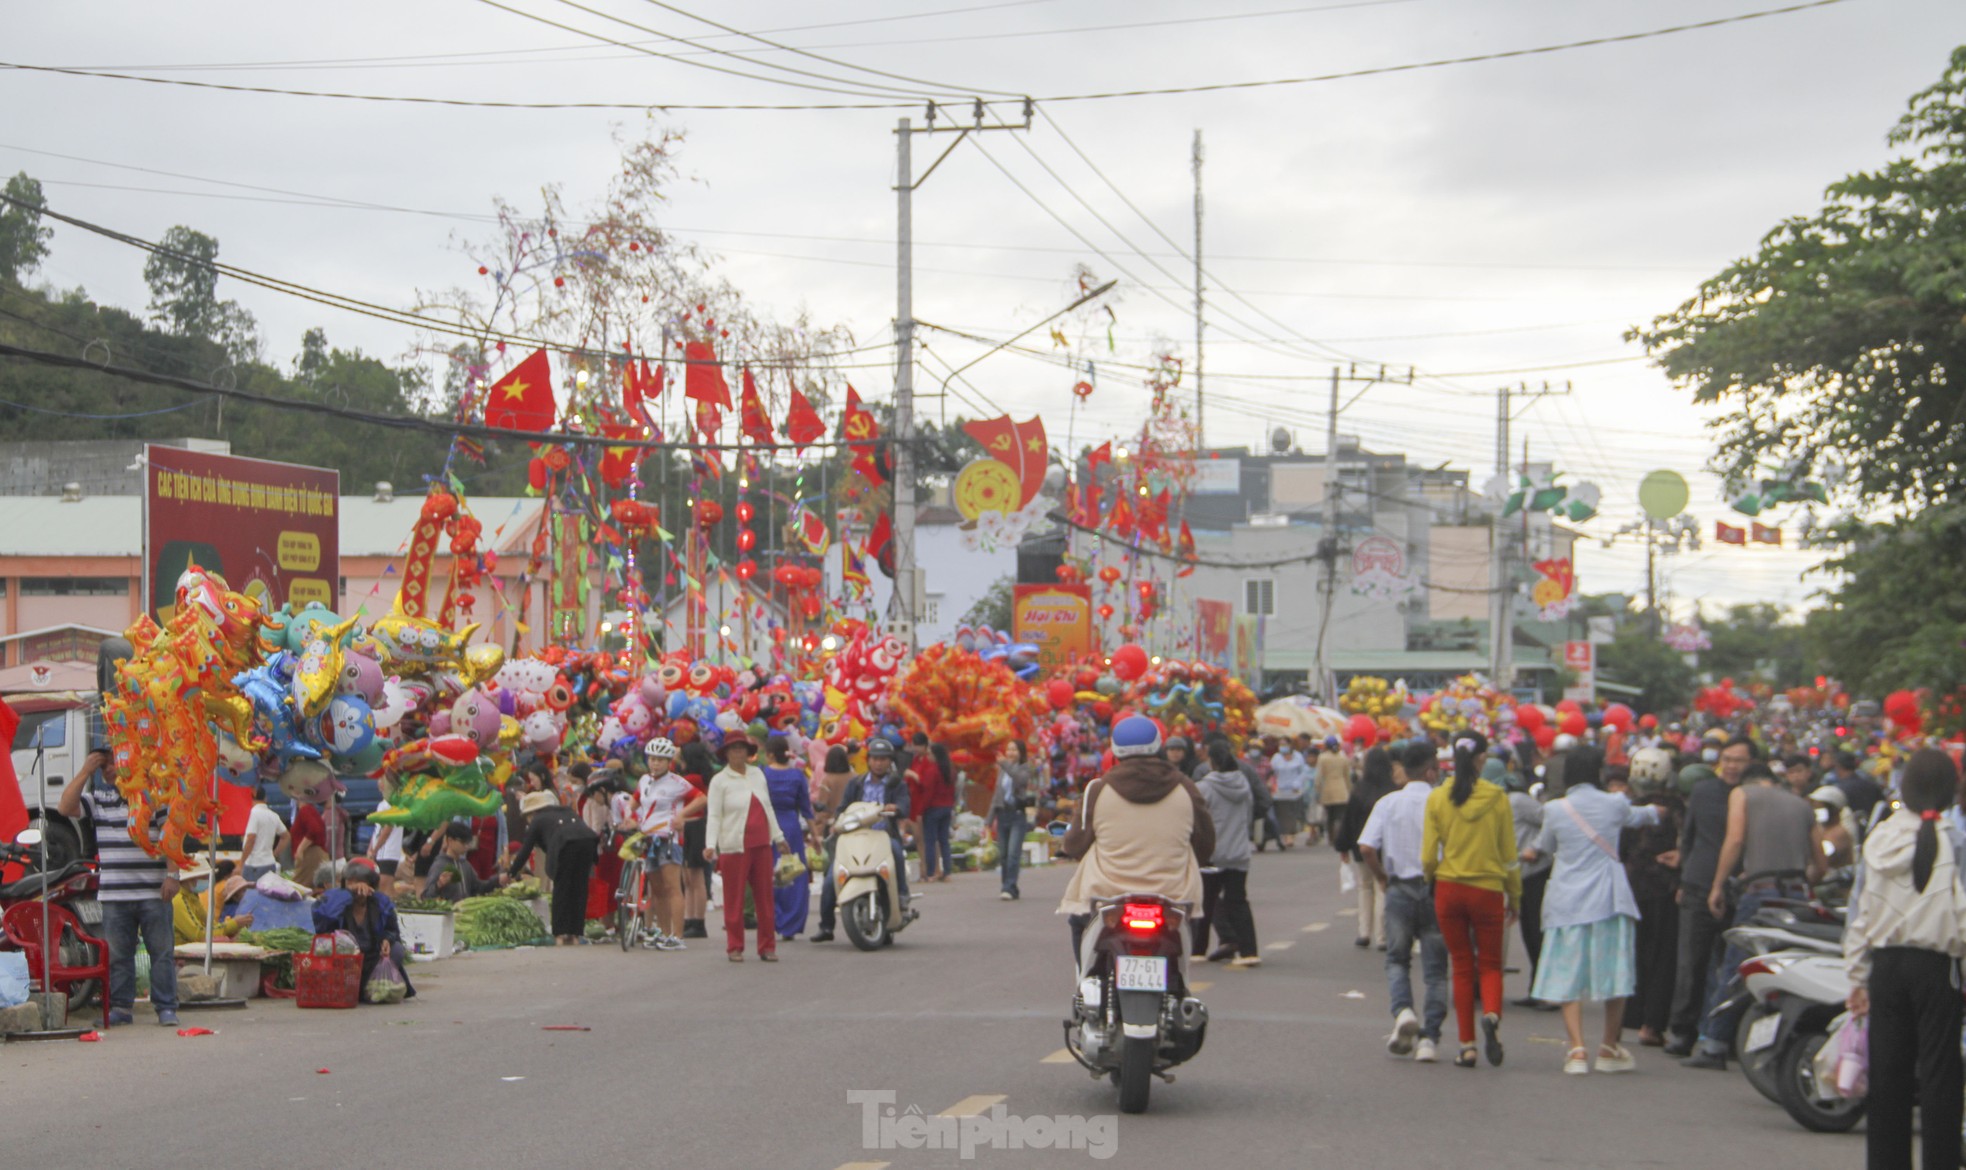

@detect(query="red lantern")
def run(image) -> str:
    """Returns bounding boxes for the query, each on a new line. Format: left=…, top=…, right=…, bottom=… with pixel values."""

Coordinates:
left=694, top=499, right=724, bottom=528
left=1097, top=566, right=1122, bottom=585
left=735, top=559, right=757, bottom=581
left=737, top=529, right=756, bottom=552
left=1073, top=381, right=1094, bottom=399
left=1055, top=564, right=1079, bottom=583
left=735, top=501, right=755, bottom=523
left=801, top=596, right=822, bottom=620
left=1109, top=643, right=1149, bottom=682
left=1097, top=604, right=1115, bottom=620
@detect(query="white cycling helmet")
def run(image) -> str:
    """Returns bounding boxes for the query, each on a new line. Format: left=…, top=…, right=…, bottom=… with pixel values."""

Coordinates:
left=642, top=736, right=679, bottom=761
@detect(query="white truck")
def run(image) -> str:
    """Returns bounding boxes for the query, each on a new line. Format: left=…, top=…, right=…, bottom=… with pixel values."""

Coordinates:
left=7, top=679, right=103, bottom=871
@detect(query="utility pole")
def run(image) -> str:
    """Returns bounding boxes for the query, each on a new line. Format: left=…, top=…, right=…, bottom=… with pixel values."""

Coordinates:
left=1192, top=129, right=1204, bottom=449
left=1489, top=383, right=1512, bottom=692
left=891, top=100, right=1032, bottom=652
left=1311, top=363, right=1412, bottom=704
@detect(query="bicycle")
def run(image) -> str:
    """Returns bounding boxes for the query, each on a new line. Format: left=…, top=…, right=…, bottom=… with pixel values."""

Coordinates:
left=616, top=846, right=654, bottom=953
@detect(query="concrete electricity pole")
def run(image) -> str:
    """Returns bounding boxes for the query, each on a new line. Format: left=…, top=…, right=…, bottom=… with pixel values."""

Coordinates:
left=891, top=101, right=1031, bottom=651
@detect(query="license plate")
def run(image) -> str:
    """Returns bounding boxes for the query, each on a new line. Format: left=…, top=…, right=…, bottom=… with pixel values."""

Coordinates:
left=74, top=899, right=101, bottom=926
left=1746, top=1013, right=1782, bottom=1053
left=1115, top=956, right=1167, bottom=992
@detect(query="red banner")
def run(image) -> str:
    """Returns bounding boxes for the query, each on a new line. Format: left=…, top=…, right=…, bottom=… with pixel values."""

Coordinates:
left=144, top=446, right=340, bottom=620
left=1195, top=599, right=1232, bottom=668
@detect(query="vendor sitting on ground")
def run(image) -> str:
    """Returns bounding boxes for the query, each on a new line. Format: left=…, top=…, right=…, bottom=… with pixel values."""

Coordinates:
left=422, top=823, right=492, bottom=903
left=312, top=858, right=416, bottom=1001
left=171, top=861, right=253, bottom=945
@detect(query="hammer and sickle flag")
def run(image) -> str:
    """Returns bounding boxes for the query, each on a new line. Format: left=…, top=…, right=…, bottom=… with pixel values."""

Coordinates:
left=961, top=415, right=1048, bottom=509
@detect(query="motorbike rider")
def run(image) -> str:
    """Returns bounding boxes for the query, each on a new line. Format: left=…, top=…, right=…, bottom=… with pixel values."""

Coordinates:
left=1057, top=716, right=1216, bottom=971
left=810, top=738, right=912, bottom=944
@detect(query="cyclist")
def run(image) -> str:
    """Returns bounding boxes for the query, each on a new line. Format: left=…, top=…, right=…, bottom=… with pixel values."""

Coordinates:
left=633, top=737, right=702, bottom=950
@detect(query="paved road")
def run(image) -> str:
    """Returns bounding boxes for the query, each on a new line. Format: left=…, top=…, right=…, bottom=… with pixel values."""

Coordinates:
left=10, top=845, right=1851, bottom=1169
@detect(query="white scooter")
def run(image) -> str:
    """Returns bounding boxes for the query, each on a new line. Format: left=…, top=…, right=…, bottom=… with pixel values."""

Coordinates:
left=829, top=801, right=917, bottom=951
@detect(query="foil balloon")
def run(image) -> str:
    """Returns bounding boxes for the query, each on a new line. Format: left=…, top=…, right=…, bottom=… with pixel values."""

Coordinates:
left=292, top=615, right=360, bottom=718
left=371, top=598, right=482, bottom=674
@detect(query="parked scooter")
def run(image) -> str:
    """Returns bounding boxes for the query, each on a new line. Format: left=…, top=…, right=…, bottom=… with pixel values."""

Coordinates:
left=0, top=827, right=103, bottom=1010
left=1064, top=894, right=1208, bottom=1114
left=828, top=801, right=918, bottom=951
left=1735, top=949, right=1862, bottom=1132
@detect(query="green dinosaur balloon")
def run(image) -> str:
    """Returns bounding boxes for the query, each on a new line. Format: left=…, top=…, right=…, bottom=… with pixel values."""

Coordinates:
left=370, top=763, right=504, bottom=830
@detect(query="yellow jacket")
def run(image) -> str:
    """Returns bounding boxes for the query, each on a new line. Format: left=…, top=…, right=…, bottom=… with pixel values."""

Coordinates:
left=172, top=889, right=249, bottom=946
left=1422, top=779, right=1522, bottom=904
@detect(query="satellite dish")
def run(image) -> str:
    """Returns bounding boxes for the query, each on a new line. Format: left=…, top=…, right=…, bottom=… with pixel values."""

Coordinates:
left=1270, top=427, right=1292, bottom=454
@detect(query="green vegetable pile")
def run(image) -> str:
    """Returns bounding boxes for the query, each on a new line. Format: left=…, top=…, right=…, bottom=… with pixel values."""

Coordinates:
left=365, top=978, right=408, bottom=1005
left=498, top=878, right=541, bottom=901
left=455, top=896, right=548, bottom=947
left=240, top=928, right=316, bottom=953
left=392, top=896, right=453, bottom=915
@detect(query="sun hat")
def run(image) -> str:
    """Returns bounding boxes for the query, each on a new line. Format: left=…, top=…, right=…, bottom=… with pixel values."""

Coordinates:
left=519, top=791, right=559, bottom=815
left=1808, top=784, right=1849, bottom=809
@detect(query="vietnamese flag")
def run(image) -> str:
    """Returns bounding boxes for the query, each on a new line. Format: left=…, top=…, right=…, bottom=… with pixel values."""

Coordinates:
left=784, top=384, right=825, bottom=450
left=1751, top=522, right=1782, bottom=546
left=598, top=423, right=643, bottom=487
left=0, top=699, right=26, bottom=883
left=738, top=368, right=777, bottom=447
left=683, top=340, right=732, bottom=409
left=1176, top=519, right=1197, bottom=578
left=865, top=511, right=893, bottom=579
left=1108, top=493, right=1136, bottom=539
left=962, top=414, right=1048, bottom=508
left=484, top=348, right=556, bottom=433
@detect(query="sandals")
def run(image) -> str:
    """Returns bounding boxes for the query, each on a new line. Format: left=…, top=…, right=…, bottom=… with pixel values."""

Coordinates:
left=1454, top=1046, right=1479, bottom=1069
left=759, top=952, right=779, bottom=963
left=1596, top=1044, right=1635, bottom=1074
left=1563, top=1047, right=1590, bottom=1075
left=728, top=952, right=744, bottom=962
left=1481, top=1013, right=1505, bottom=1067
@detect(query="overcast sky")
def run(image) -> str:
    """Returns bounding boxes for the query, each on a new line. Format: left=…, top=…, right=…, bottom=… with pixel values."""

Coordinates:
left=6, top=0, right=1960, bottom=619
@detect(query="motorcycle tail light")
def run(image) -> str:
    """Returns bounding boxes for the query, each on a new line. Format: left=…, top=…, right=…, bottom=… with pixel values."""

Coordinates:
left=1121, top=901, right=1164, bottom=934
left=1738, top=957, right=1775, bottom=980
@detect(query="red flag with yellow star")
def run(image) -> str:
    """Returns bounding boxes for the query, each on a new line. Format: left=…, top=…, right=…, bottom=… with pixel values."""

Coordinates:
left=961, top=414, right=1048, bottom=508
left=484, top=348, right=556, bottom=433
left=683, top=340, right=732, bottom=409
left=738, top=368, right=777, bottom=447
left=598, top=422, right=642, bottom=487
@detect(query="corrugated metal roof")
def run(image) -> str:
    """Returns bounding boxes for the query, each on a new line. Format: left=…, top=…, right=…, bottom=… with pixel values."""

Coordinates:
left=0, top=496, right=542, bottom=558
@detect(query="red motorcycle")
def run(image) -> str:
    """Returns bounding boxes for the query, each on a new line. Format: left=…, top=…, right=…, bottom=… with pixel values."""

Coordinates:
left=0, top=829, right=106, bottom=1015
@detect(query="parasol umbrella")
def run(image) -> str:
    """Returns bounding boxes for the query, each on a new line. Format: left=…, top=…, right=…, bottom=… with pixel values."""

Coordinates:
left=1252, top=698, right=1347, bottom=742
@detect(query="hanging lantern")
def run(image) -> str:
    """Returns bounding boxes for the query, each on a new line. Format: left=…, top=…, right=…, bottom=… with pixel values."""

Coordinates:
left=736, top=559, right=757, bottom=581
left=1097, top=603, right=1115, bottom=620
left=694, top=499, right=724, bottom=528
left=1097, top=566, right=1122, bottom=585
left=736, top=501, right=756, bottom=523
left=738, top=529, right=757, bottom=552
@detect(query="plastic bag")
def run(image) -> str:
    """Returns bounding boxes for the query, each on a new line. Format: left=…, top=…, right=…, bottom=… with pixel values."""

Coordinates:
left=0, top=951, right=28, bottom=1008
left=331, top=930, right=360, bottom=955
left=1814, top=1014, right=1868, bottom=1100
left=365, top=953, right=407, bottom=1005
left=773, top=851, right=808, bottom=889
left=1339, top=860, right=1358, bottom=894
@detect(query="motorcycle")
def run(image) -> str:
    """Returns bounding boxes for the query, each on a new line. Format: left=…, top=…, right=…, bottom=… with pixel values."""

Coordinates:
left=0, top=827, right=104, bottom=1011
left=828, top=801, right=918, bottom=951
left=1064, top=894, right=1208, bottom=1114
left=1734, top=948, right=1863, bottom=1133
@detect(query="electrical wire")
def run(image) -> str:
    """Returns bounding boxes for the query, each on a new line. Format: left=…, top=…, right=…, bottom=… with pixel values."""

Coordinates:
left=0, top=0, right=1852, bottom=112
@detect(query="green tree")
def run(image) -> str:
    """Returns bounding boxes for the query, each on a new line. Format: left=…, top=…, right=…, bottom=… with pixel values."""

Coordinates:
left=1700, top=602, right=1811, bottom=688
left=0, top=172, right=52, bottom=284
left=1597, top=621, right=1698, bottom=714
left=143, top=225, right=259, bottom=359
left=1633, top=47, right=1966, bottom=514
left=1803, top=506, right=1966, bottom=700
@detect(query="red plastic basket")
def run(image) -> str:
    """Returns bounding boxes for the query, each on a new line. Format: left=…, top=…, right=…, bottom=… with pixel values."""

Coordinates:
left=294, top=934, right=361, bottom=1009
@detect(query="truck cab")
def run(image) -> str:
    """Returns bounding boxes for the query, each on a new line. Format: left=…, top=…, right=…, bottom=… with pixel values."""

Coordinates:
left=8, top=693, right=100, bottom=871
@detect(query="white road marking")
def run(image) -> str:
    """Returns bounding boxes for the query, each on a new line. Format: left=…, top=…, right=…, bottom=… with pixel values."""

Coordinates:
left=1041, top=1048, right=1076, bottom=1064
left=1265, top=941, right=1294, bottom=952
left=1301, top=922, right=1330, bottom=933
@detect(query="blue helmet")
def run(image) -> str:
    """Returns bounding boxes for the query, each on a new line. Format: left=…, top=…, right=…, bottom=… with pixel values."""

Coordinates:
left=1111, top=715, right=1164, bottom=759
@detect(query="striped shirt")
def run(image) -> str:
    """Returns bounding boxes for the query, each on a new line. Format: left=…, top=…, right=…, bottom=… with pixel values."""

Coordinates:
left=84, top=785, right=169, bottom=901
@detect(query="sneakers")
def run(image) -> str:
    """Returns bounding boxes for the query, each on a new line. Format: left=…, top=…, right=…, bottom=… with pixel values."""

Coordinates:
left=1564, top=1047, right=1591, bottom=1075
left=1206, top=945, right=1237, bottom=963
left=1596, top=1044, right=1636, bottom=1074
left=155, top=1010, right=180, bottom=1027
left=1414, top=1038, right=1439, bottom=1063
left=1387, top=1007, right=1420, bottom=1056
left=654, top=934, right=686, bottom=952
left=1000, top=891, right=1015, bottom=901
left=1228, top=954, right=1263, bottom=967
left=107, top=1008, right=133, bottom=1027
left=1480, top=1012, right=1505, bottom=1067
left=809, top=930, right=834, bottom=943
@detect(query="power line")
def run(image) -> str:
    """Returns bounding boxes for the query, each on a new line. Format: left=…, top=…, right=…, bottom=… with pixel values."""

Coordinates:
left=0, top=1, right=1853, bottom=113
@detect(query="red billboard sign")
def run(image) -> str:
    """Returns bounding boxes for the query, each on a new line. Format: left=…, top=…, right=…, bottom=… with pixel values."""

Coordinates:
left=144, top=446, right=340, bottom=621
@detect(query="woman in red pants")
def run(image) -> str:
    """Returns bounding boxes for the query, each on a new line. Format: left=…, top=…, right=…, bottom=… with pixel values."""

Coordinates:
left=703, top=737, right=791, bottom=962
left=1422, top=731, right=1521, bottom=1069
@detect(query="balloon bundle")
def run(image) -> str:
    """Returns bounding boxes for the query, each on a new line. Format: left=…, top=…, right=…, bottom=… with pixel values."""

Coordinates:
left=952, top=624, right=1042, bottom=681
left=819, top=624, right=908, bottom=744
left=887, top=645, right=1040, bottom=775
left=103, top=566, right=265, bottom=866
left=1884, top=689, right=1925, bottom=738
left=1415, top=673, right=1512, bottom=737
left=1692, top=678, right=1755, bottom=721
left=1339, top=676, right=1413, bottom=743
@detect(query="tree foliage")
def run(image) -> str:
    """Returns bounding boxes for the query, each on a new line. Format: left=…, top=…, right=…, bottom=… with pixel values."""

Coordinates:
left=962, top=574, right=1017, bottom=633
left=1803, top=506, right=1966, bottom=699
left=0, top=172, right=52, bottom=285
left=1700, top=602, right=1811, bottom=689
left=1633, top=47, right=1966, bottom=515
left=142, top=225, right=260, bottom=360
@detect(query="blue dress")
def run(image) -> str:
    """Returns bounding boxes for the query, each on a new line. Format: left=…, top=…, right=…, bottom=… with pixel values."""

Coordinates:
left=763, top=764, right=814, bottom=937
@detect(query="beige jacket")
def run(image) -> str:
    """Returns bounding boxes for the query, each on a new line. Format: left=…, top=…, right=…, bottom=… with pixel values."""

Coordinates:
left=1057, top=758, right=1213, bottom=916
left=1845, top=807, right=1966, bottom=986
left=703, top=765, right=788, bottom=856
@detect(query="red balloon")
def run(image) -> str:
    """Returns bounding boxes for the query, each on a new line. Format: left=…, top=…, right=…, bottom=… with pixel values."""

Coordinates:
left=1109, top=643, right=1149, bottom=682
left=1046, top=678, right=1074, bottom=711
left=1602, top=703, right=1635, bottom=733
left=1558, top=710, right=1588, bottom=737
left=1533, top=725, right=1557, bottom=750
left=1638, top=713, right=1658, bottom=731
left=1345, top=713, right=1378, bottom=746
left=1555, top=699, right=1582, bottom=716
left=1514, top=705, right=1545, bottom=733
